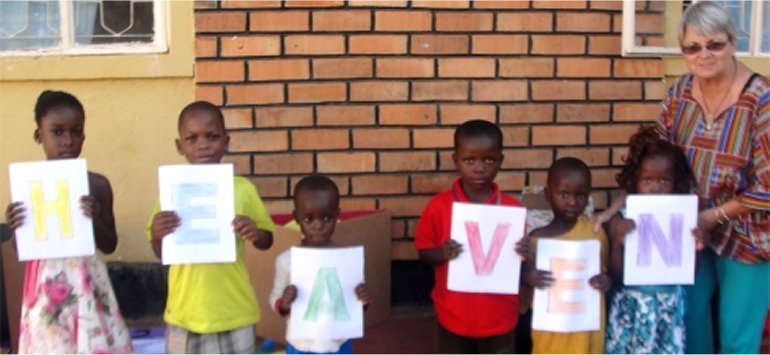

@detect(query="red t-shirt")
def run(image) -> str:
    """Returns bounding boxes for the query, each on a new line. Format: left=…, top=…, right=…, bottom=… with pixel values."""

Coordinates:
left=414, top=179, right=521, bottom=337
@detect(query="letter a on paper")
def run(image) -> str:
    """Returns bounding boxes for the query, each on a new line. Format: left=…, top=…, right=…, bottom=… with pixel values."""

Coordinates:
left=30, top=180, right=73, bottom=240
left=464, top=221, right=511, bottom=275
left=303, top=267, right=350, bottom=322
left=637, top=213, right=683, bottom=267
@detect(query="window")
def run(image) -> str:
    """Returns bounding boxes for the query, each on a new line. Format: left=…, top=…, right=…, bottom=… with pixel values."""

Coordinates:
left=0, top=0, right=166, bottom=56
left=622, top=0, right=770, bottom=57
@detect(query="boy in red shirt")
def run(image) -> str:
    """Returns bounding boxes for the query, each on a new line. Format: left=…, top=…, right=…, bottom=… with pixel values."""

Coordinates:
left=414, top=119, right=521, bottom=353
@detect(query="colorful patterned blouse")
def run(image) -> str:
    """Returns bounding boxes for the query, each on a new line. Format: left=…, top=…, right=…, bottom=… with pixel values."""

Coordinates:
left=655, top=73, right=770, bottom=264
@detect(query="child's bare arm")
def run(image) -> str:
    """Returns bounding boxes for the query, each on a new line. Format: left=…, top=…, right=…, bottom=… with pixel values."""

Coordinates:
left=593, top=190, right=628, bottom=233
left=84, top=173, right=118, bottom=254
left=233, top=215, right=273, bottom=250
left=418, top=239, right=462, bottom=266
left=607, top=217, right=635, bottom=282
left=149, top=211, right=180, bottom=260
left=278, top=285, right=297, bottom=316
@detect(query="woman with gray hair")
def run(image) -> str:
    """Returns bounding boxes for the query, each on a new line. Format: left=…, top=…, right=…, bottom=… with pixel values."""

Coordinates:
left=653, top=1, right=770, bottom=353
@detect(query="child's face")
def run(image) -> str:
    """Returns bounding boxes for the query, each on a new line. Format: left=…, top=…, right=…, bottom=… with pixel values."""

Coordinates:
left=293, top=189, right=340, bottom=247
left=35, top=106, right=85, bottom=160
left=546, top=170, right=590, bottom=224
left=636, top=155, right=675, bottom=194
left=176, top=110, right=229, bottom=164
left=452, top=136, right=503, bottom=193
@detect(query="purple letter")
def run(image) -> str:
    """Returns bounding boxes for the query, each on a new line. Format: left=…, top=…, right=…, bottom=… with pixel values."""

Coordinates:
left=637, top=213, right=683, bottom=267
left=464, top=221, right=511, bottom=275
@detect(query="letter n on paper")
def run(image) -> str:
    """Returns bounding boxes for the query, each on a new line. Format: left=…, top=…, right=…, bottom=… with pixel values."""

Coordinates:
left=637, top=213, right=683, bottom=267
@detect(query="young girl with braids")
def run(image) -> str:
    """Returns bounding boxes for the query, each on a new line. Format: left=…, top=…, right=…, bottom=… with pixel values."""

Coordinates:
left=603, top=126, right=698, bottom=354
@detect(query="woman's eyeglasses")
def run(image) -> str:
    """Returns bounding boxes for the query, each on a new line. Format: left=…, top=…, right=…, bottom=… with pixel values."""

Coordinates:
left=681, top=40, right=728, bottom=55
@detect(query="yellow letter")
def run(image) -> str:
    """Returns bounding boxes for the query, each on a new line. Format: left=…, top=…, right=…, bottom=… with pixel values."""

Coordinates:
left=30, top=180, right=73, bottom=240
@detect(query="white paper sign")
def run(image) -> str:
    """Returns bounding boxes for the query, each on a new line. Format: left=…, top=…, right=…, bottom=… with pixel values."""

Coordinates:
left=532, top=239, right=601, bottom=332
left=624, top=194, right=697, bottom=285
left=448, top=202, right=527, bottom=294
left=9, top=159, right=94, bottom=260
left=289, top=247, right=364, bottom=341
left=158, top=164, right=235, bottom=265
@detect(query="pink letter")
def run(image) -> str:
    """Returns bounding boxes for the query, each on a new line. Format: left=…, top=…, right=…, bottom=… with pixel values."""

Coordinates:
left=547, top=257, right=586, bottom=314
left=464, top=221, right=511, bottom=275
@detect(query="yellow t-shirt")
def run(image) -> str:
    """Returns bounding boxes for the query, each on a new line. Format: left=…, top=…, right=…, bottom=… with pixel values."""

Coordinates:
left=145, top=176, right=275, bottom=333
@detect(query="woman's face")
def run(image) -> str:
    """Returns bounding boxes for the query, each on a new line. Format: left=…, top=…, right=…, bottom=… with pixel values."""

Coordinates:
left=681, top=26, right=735, bottom=80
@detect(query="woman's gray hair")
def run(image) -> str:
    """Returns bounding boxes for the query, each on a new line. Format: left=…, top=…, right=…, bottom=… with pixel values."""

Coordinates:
left=679, top=1, right=736, bottom=44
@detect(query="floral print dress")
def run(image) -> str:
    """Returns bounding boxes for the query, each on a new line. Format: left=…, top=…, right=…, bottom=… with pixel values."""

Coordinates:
left=19, top=256, right=134, bottom=354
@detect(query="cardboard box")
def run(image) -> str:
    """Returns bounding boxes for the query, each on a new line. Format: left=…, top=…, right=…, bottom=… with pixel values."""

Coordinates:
left=244, top=210, right=392, bottom=345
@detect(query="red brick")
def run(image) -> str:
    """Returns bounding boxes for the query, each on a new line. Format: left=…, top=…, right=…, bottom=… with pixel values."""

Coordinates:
left=531, top=80, right=585, bottom=101
left=391, top=220, right=408, bottom=240
left=557, top=58, right=611, bottom=77
left=317, top=105, right=376, bottom=126
left=292, top=129, right=350, bottom=150
left=379, top=151, right=437, bottom=172
left=255, top=106, right=313, bottom=127
left=353, top=128, right=410, bottom=149
left=557, top=13, right=611, bottom=32
left=472, top=34, right=528, bottom=54
left=196, top=61, right=244, bottom=83
left=263, top=200, right=293, bottom=214
left=532, top=1, right=587, bottom=9
left=375, top=11, right=432, bottom=32
left=496, top=171, right=526, bottom=191
left=588, top=81, right=642, bottom=100
left=501, top=149, right=553, bottom=169
left=226, top=84, right=284, bottom=105
left=438, top=151, right=455, bottom=171
left=253, top=153, right=313, bottom=175
left=284, top=0, right=344, bottom=7
left=474, top=0, right=529, bottom=9
left=589, top=35, right=621, bottom=55
left=556, top=147, right=610, bottom=167
left=613, top=103, right=661, bottom=122
left=500, top=103, right=554, bottom=123
left=501, top=126, right=530, bottom=147
left=644, top=80, right=667, bottom=100
left=590, top=124, right=640, bottom=144
left=500, top=58, right=554, bottom=78
left=411, top=173, right=456, bottom=194
left=412, top=0, right=469, bottom=9
left=440, top=104, right=496, bottom=124
left=590, top=1, right=623, bottom=10
left=532, top=125, right=586, bottom=146
left=195, top=36, right=217, bottom=58
left=612, top=146, right=629, bottom=166
left=436, top=12, right=493, bottom=32
left=229, top=130, right=288, bottom=152
left=348, top=0, right=407, bottom=7
left=250, top=11, right=309, bottom=32
left=412, top=81, right=468, bottom=101
left=340, top=198, right=377, bottom=212
left=614, top=59, right=663, bottom=78
left=411, top=35, right=469, bottom=55
left=222, top=0, right=281, bottom=8
left=222, top=154, right=251, bottom=176
left=222, top=108, right=252, bottom=129
left=313, top=10, right=371, bottom=31
left=592, top=168, right=620, bottom=188
left=497, top=12, right=553, bottom=32
left=556, top=103, right=610, bottom=122
left=472, top=80, right=528, bottom=102
left=532, top=35, right=586, bottom=54
left=376, top=58, right=435, bottom=78
left=288, top=82, right=346, bottom=103
left=380, top=104, right=437, bottom=125
left=313, top=58, right=373, bottom=79
left=379, top=196, right=433, bottom=218
left=612, top=13, right=622, bottom=33
left=318, top=152, right=376, bottom=173
left=352, top=175, right=409, bottom=195
left=350, top=81, right=408, bottom=102
left=349, top=35, right=407, bottom=54
left=196, top=12, right=246, bottom=32
left=636, top=14, right=665, bottom=34
left=221, top=35, right=280, bottom=57
left=528, top=171, right=548, bottom=186
left=249, top=177, right=288, bottom=199
left=248, top=59, right=309, bottom=81
left=438, top=58, right=495, bottom=78
left=413, top=128, right=454, bottom=148
left=285, top=35, right=345, bottom=55
left=195, top=85, right=223, bottom=105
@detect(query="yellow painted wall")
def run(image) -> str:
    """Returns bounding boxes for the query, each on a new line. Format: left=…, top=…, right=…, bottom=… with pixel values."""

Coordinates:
left=0, top=2, right=194, bottom=262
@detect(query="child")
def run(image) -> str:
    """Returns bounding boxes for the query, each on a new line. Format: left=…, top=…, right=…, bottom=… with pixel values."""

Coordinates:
left=146, top=101, right=275, bottom=354
left=516, top=157, right=611, bottom=354
left=604, top=126, right=696, bottom=354
left=268, top=175, right=371, bottom=354
left=4, top=90, right=134, bottom=353
left=414, top=119, right=521, bottom=354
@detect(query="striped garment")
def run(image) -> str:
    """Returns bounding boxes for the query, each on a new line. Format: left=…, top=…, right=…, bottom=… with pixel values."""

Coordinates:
left=655, top=73, right=770, bottom=264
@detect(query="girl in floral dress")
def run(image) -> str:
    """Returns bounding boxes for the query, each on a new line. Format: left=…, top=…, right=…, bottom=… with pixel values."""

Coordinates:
left=5, top=91, right=133, bottom=353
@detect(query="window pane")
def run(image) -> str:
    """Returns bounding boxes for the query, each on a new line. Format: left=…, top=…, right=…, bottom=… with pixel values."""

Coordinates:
left=717, top=0, right=752, bottom=52
left=74, top=0, right=154, bottom=45
left=0, top=0, right=61, bottom=51
left=763, top=0, right=770, bottom=52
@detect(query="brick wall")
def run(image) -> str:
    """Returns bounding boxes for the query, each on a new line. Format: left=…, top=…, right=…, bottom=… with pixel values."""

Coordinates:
left=193, top=0, right=665, bottom=259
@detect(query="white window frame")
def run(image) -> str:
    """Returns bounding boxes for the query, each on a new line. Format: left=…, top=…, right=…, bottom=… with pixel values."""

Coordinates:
left=0, top=0, right=168, bottom=57
left=622, top=0, right=769, bottom=57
